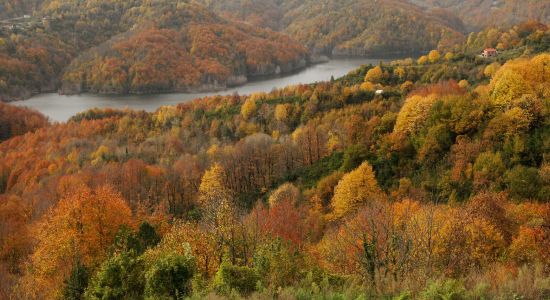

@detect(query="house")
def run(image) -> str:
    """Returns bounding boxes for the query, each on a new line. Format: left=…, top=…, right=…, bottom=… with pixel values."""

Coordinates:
left=482, top=48, right=498, bottom=58
left=375, top=89, right=384, bottom=95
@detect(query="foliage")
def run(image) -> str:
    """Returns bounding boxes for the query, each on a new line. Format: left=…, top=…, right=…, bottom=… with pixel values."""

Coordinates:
left=0, top=102, right=49, bottom=141
left=331, top=161, right=383, bottom=219
left=144, top=252, right=195, bottom=299
left=212, top=260, right=260, bottom=296
left=84, top=251, right=145, bottom=300
left=1, top=23, right=550, bottom=298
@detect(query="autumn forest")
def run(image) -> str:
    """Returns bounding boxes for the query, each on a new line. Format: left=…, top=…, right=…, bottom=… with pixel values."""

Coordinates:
left=1, top=0, right=550, bottom=299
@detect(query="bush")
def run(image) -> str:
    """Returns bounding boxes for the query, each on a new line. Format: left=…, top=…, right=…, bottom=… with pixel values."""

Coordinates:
left=84, top=252, right=145, bottom=300
left=253, top=239, right=302, bottom=288
left=144, top=252, right=195, bottom=299
left=421, top=279, right=466, bottom=300
left=213, top=261, right=260, bottom=296
left=341, top=144, right=369, bottom=172
left=504, top=165, right=544, bottom=200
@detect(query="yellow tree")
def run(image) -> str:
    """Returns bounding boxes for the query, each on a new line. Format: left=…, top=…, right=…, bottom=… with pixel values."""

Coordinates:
left=274, top=104, right=289, bottom=123
left=364, top=66, right=383, bottom=83
left=428, top=50, right=441, bottom=63
left=394, top=95, right=437, bottom=135
left=198, top=163, right=237, bottom=263
left=417, top=55, right=428, bottom=65
left=268, top=182, right=300, bottom=207
left=331, top=161, right=384, bottom=219
left=240, top=97, right=257, bottom=121
left=444, top=52, right=454, bottom=61
left=490, top=54, right=550, bottom=108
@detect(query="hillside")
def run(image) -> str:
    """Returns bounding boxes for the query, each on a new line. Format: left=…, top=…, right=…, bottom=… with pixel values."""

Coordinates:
left=0, top=0, right=308, bottom=100
left=0, top=102, right=48, bottom=142
left=0, top=22, right=549, bottom=299
left=58, top=2, right=308, bottom=95
left=411, top=0, right=550, bottom=30
left=200, top=0, right=466, bottom=56
left=0, top=0, right=42, bottom=19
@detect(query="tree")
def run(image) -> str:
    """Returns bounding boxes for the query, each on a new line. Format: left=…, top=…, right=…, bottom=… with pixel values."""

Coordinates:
left=417, top=55, right=428, bottom=65
left=428, top=50, right=441, bottom=63
left=458, top=79, right=469, bottom=89
left=268, top=183, right=300, bottom=207
left=241, top=97, right=257, bottom=121
left=253, top=239, right=302, bottom=288
left=394, top=95, right=437, bottom=135
left=144, top=252, right=196, bottom=299
left=62, top=260, right=89, bottom=300
left=473, top=151, right=506, bottom=192
left=84, top=251, right=145, bottom=300
left=484, top=62, right=501, bottom=78
left=364, top=66, right=383, bottom=83
left=274, top=104, right=289, bottom=123
left=504, top=165, right=544, bottom=200
left=212, top=260, right=260, bottom=296
left=331, top=161, right=384, bottom=219
left=198, top=163, right=233, bottom=219
left=198, top=164, right=238, bottom=263
left=21, top=184, right=133, bottom=299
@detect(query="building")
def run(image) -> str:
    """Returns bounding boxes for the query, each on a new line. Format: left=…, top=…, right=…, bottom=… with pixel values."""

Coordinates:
left=482, top=48, right=498, bottom=58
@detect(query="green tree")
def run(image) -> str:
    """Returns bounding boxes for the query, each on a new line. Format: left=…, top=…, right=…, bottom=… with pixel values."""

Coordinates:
left=144, top=252, right=195, bottom=299
left=504, top=165, right=544, bottom=200
left=63, top=260, right=89, bottom=300
left=84, top=251, right=145, bottom=300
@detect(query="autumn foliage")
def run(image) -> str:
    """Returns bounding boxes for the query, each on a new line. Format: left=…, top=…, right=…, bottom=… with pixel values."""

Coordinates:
left=0, top=21, right=550, bottom=299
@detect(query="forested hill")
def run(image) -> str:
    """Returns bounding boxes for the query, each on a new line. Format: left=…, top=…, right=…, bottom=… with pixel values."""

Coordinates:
left=411, top=0, right=550, bottom=30
left=0, top=21, right=549, bottom=299
left=0, top=0, right=42, bottom=18
left=199, top=0, right=466, bottom=56
left=0, top=0, right=308, bottom=100
left=52, top=0, right=309, bottom=95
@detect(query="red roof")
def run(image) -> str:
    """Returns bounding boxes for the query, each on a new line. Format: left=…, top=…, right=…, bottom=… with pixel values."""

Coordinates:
left=484, top=48, right=497, bottom=52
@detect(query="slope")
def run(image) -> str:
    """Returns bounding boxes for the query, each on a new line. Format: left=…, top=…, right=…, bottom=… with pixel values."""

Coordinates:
left=199, top=0, right=466, bottom=56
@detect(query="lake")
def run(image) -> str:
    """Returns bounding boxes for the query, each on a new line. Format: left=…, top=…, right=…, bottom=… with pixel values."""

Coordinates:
left=14, top=58, right=388, bottom=122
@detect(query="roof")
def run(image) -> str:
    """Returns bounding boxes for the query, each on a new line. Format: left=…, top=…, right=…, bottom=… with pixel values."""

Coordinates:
left=484, top=48, right=497, bottom=52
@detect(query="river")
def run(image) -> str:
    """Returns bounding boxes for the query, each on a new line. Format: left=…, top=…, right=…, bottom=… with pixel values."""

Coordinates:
left=13, top=58, right=388, bottom=122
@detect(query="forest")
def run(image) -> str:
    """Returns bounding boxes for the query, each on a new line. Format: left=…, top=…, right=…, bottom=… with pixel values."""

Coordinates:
left=0, top=0, right=308, bottom=100
left=411, top=0, right=550, bottom=30
left=0, top=21, right=549, bottom=299
left=1, top=0, right=549, bottom=101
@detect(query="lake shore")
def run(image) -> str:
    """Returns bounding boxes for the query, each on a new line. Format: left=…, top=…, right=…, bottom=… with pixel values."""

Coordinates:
left=12, top=58, right=392, bottom=122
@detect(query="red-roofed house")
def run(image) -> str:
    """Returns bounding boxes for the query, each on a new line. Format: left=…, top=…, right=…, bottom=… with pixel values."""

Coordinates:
left=482, top=48, right=498, bottom=58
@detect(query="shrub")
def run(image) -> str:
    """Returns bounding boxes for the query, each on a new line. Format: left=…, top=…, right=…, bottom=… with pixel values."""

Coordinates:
left=144, top=252, right=195, bottom=299
left=421, top=279, right=466, bottom=300
left=213, top=261, right=260, bottom=296
left=84, top=252, right=145, bottom=300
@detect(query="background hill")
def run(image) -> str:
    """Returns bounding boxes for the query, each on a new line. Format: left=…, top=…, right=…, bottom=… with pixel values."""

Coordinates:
left=46, top=0, right=308, bottom=94
left=0, top=0, right=42, bottom=19
left=0, top=0, right=308, bottom=99
left=411, top=0, right=550, bottom=30
left=200, top=0, right=466, bottom=56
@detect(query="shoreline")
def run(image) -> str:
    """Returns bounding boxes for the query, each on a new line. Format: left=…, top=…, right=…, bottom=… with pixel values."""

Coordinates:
left=1, top=53, right=421, bottom=103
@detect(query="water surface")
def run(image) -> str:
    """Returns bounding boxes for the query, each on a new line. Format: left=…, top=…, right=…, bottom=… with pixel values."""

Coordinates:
left=14, top=58, right=387, bottom=122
